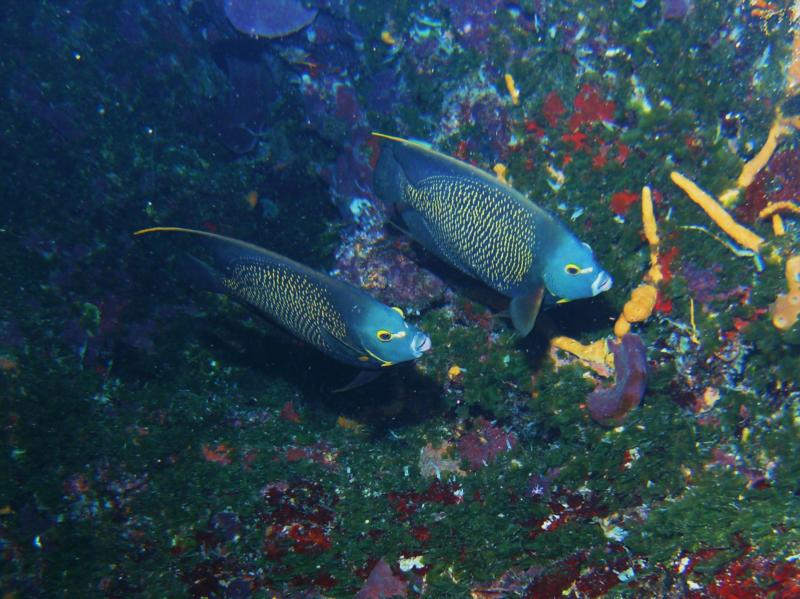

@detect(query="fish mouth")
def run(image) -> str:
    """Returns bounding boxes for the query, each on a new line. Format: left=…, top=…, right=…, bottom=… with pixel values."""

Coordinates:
left=412, top=332, right=432, bottom=357
left=591, top=271, right=613, bottom=296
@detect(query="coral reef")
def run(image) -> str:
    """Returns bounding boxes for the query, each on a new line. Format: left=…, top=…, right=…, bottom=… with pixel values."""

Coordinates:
left=2, top=1, right=800, bottom=597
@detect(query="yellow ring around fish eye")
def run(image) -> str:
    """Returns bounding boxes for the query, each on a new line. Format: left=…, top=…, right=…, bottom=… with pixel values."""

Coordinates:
left=376, top=330, right=393, bottom=342
left=391, top=306, right=404, bottom=317
left=565, top=263, right=581, bottom=275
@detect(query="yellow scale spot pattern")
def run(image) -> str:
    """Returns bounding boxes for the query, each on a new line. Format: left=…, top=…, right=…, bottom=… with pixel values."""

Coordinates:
left=408, top=177, right=535, bottom=293
left=222, top=261, right=348, bottom=352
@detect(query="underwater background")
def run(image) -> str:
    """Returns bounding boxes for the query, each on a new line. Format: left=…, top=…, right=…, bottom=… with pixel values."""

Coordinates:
left=2, top=0, right=800, bottom=597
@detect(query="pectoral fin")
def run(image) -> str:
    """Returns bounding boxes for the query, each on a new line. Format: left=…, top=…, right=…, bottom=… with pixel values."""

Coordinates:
left=332, top=370, right=381, bottom=393
left=509, top=287, right=545, bottom=337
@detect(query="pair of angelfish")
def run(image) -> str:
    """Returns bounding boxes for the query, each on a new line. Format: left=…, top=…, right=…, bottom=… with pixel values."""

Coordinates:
left=136, top=134, right=613, bottom=391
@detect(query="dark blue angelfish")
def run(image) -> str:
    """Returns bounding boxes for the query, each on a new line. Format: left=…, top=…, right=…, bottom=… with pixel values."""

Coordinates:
left=134, top=227, right=431, bottom=391
left=373, top=133, right=612, bottom=336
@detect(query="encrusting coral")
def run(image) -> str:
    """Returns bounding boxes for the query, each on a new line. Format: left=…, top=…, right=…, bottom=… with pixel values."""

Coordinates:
left=550, top=336, right=614, bottom=373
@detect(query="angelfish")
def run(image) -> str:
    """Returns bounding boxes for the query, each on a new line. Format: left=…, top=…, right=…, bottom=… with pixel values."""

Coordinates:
left=134, top=227, right=431, bottom=390
left=373, top=133, right=613, bottom=336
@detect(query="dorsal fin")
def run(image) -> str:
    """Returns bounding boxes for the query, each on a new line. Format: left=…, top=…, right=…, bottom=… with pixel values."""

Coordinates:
left=371, top=132, right=513, bottom=191
left=134, top=226, right=286, bottom=268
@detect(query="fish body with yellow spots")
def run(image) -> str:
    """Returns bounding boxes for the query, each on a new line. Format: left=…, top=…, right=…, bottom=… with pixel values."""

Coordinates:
left=373, top=134, right=612, bottom=335
left=134, top=227, right=431, bottom=389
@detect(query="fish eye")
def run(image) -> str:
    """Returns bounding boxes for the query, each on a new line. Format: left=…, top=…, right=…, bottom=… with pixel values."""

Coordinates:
left=565, top=263, right=581, bottom=275
left=376, top=330, right=393, bottom=342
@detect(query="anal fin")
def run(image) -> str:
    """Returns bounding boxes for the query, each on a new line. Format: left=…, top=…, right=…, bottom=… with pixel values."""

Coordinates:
left=332, top=370, right=381, bottom=393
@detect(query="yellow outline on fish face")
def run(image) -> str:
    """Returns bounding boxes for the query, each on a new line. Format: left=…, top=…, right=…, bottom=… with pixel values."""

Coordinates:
left=363, top=347, right=394, bottom=368
left=375, top=328, right=408, bottom=343
left=565, top=263, right=594, bottom=276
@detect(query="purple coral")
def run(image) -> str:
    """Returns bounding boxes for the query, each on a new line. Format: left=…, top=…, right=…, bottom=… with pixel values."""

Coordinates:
left=224, top=0, right=317, bottom=38
left=587, top=334, right=647, bottom=426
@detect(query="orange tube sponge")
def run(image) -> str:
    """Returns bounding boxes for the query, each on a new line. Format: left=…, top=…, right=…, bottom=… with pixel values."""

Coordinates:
left=614, top=317, right=631, bottom=339
left=670, top=171, right=765, bottom=253
left=771, top=292, right=800, bottom=330
left=790, top=26, right=800, bottom=89
left=642, top=186, right=663, bottom=284
left=758, top=201, right=800, bottom=220
left=786, top=255, right=800, bottom=292
left=642, top=186, right=659, bottom=247
left=623, top=284, right=658, bottom=323
left=504, top=73, right=520, bottom=106
left=737, top=121, right=787, bottom=188
left=770, top=255, right=800, bottom=331
left=493, top=163, right=509, bottom=183
left=772, top=214, right=785, bottom=236
left=758, top=201, right=799, bottom=237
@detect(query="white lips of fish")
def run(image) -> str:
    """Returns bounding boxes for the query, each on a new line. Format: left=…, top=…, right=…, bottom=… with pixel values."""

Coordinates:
left=412, top=332, right=432, bottom=357
left=591, top=271, right=613, bottom=296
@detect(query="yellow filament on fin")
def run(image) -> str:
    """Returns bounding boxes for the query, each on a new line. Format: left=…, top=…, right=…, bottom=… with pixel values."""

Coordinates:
left=371, top=131, right=414, bottom=144
left=133, top=226, right=197, bottom=236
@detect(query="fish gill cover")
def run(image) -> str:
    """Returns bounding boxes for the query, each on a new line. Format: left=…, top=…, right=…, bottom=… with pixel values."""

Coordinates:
left=2, top=0, right=800, bottom=597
